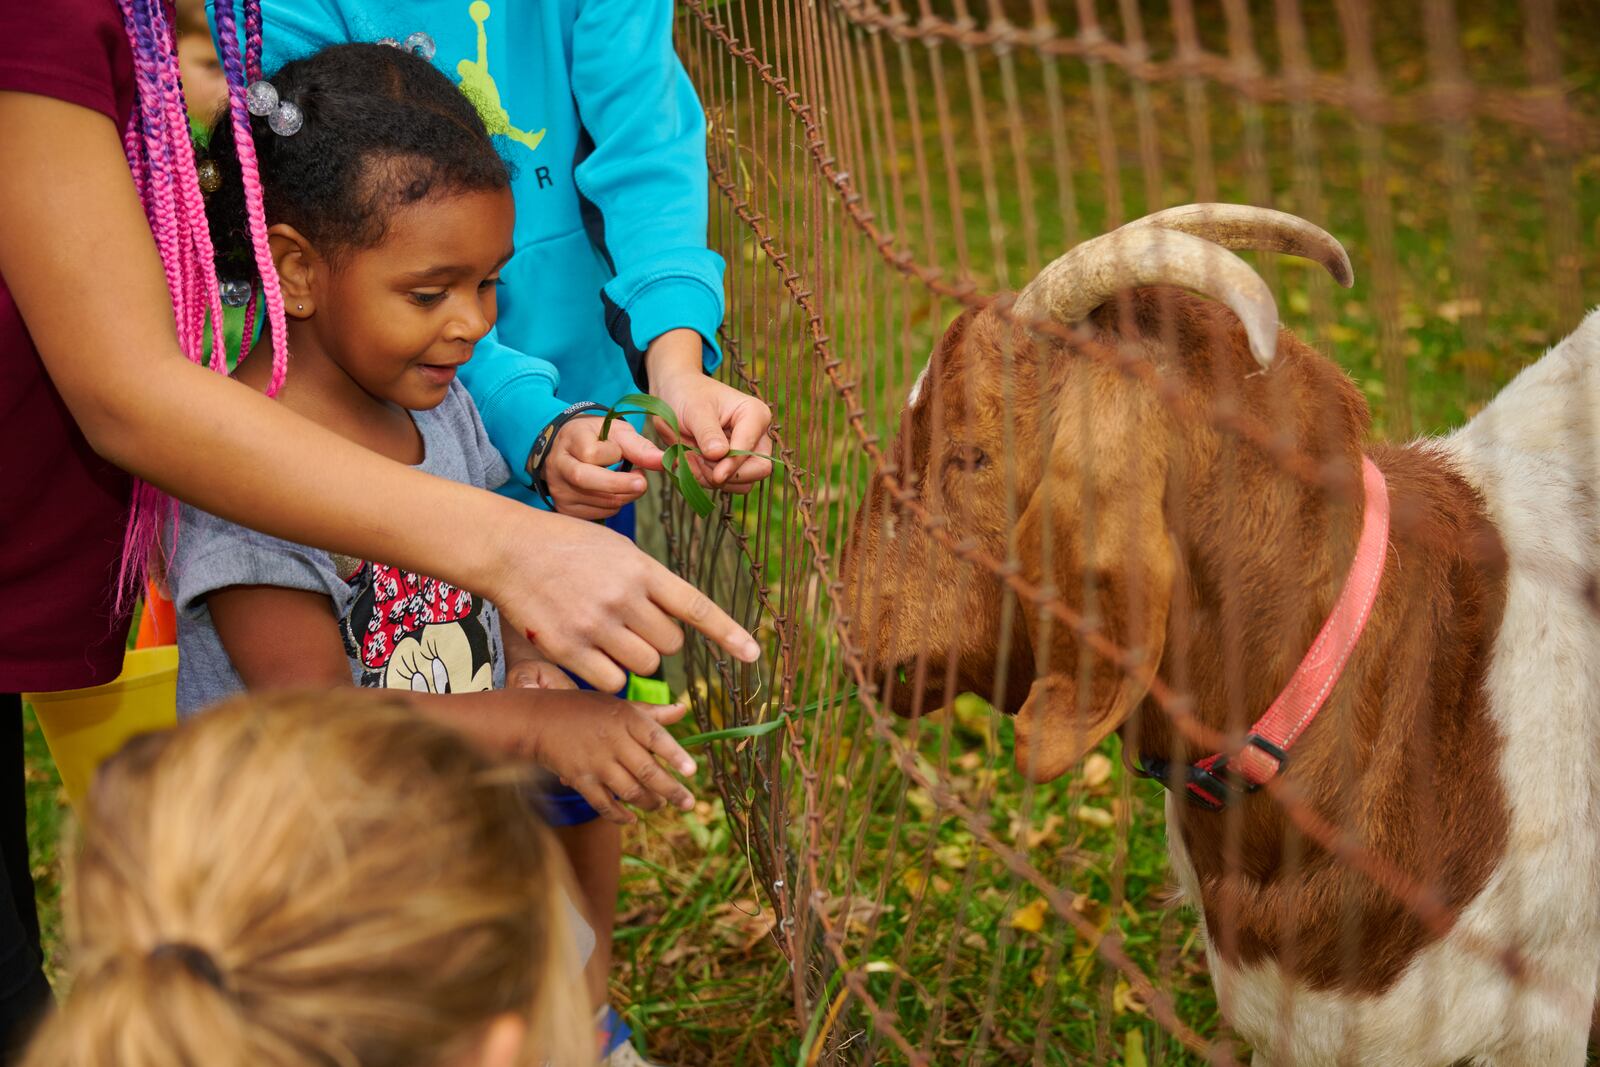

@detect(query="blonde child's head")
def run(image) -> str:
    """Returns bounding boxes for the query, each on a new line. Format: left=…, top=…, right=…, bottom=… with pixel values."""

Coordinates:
left=23, top=693, right=591, bottom=1067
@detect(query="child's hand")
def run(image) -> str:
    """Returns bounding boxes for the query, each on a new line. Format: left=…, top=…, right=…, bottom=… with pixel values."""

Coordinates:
left=646, top=328, right=774, bottom=492
left=506, top=657, right=576, bottom=690
left=528, top=692, right=697, bottom=824
left=545, top=416, right=664, bottom=520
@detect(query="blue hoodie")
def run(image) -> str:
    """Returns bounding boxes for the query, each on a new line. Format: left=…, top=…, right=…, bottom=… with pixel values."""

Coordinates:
left=212, top=0, right=725, bottom=508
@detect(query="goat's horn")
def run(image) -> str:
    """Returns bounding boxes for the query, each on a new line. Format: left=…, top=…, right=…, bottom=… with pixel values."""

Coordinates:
left=1013, top=226, right=1282, bottom=368
left=1128, top=203, right=1354, bottom=288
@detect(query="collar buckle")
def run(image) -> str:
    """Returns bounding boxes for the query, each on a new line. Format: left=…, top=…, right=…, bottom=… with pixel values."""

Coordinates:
left=1137, top=733, right=1290, bottom=812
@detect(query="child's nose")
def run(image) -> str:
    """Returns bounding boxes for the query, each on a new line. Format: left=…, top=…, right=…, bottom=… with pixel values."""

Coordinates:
left=447, top=302, right=493, bottom=344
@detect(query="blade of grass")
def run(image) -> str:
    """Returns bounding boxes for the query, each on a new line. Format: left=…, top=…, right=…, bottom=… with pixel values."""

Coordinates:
left=676, top=715, right=787, bottom=748
left=600, top=392, right=680, bottom=441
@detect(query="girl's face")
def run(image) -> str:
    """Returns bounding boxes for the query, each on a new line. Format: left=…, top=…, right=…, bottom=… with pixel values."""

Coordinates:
left=309, top=187, right=516, bottom=411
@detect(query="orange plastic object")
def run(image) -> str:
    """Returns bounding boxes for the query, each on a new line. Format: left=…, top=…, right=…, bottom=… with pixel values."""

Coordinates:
left=134, top=579, right=177, bottom=648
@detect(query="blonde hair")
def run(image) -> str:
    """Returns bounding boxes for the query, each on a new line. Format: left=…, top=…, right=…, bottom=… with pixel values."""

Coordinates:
left=23, top=693, right=592, bottom=1067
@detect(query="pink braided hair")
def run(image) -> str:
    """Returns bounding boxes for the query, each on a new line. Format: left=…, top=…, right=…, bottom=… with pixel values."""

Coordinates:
left=115, top=0, right=289, bottom=601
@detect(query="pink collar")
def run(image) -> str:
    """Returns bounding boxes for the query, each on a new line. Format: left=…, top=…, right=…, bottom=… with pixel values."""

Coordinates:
left=1141, top=456, right=1391, bottom=811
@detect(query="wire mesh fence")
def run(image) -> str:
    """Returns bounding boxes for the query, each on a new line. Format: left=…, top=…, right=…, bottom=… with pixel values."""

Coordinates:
left=661, top=0, right=1598, bottom=1061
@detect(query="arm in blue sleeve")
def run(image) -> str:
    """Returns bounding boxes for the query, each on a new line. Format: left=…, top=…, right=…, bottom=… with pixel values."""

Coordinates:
left=570, top=0, right=726, bottom=387
left=457, top=326, right=565, bottom=488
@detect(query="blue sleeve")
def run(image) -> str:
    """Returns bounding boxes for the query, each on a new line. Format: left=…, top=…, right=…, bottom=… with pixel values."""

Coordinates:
left=457, top=326, right=563, bottom=488
left=570, top=0, right=726, bottom=385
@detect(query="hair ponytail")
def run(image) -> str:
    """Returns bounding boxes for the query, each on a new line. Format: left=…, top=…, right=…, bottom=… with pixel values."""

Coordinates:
left=24, top=948, right=279, bottom=1067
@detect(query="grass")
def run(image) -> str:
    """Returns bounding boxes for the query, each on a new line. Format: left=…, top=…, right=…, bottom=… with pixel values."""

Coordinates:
left=22, top=705, right=67, bottom=989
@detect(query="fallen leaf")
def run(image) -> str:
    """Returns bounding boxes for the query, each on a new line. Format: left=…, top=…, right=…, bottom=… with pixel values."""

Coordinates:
left=1008, top=897, right=1051, bottom=933
left=1435, top=297, right=1482, bottom=322
left=1075, top=804, right=1115, bottom=829
left=1124, top=1027, right=1149, bottom=1067
left=1030, top=963, right=1051, bottom=988
left=1113, top=977, right=1148, bottom=1015
left=1082, top=753, right=1113, bottom=789
left=1009, top=811, right=1065, bottom=849
left=952, top=691, right=995, bottom=734
left=906, top=787, right=936, bottom=819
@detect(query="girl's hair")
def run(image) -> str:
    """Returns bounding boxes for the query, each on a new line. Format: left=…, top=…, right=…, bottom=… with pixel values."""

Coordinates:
left=114, top=0, right=508, bottom=602
left=202, top=43, right=512, bottom=296
left=22, top=694, right=591, bottom=1067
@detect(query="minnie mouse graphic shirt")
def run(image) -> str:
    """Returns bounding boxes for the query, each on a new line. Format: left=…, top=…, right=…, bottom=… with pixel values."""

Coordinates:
left=167, top=380, right=513, bottom=715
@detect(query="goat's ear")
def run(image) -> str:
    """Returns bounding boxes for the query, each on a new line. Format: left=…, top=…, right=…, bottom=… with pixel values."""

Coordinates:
left=1012, top=371, right=1176, bottom=783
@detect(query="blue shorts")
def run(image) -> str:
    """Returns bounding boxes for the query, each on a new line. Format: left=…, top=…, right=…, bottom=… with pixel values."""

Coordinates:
left=536, top=503, right=636, bottom=828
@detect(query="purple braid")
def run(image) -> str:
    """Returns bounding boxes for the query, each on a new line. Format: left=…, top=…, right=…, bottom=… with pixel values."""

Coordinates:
left=238, top=285, right=258, bottom=367
left=243, top=0, right=264, bottom=83
left=211, top=0, right=290, bottom=397
left=113, top=0, right=284, bottom=600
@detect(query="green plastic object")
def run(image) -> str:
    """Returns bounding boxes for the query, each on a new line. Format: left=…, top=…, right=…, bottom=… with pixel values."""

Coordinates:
left=626, top=674, right=673, bottom=706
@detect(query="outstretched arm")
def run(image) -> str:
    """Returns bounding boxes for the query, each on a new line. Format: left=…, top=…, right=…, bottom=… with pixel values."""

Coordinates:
left=207, top=584, right=697, bottom=824
left=0, top=90, right=760, bottom=691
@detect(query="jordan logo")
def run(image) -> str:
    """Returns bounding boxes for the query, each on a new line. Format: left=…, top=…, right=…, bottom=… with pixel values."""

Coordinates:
left=456, top=1, right=545, bottom=153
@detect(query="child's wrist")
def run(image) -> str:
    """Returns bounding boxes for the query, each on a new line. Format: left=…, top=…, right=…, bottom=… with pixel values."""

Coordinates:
left=644, top=328, right=705, bottom=385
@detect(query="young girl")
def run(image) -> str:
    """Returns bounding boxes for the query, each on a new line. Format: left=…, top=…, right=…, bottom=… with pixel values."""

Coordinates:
left=167, top=41, right=696, bottom=823
left=22, top=691, right=594, bottom=1067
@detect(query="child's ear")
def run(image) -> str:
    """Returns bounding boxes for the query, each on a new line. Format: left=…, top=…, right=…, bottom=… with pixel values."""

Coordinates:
left=266, top=222, right=316, bottom=318
left=473, top=1013, right=529, bottom=1067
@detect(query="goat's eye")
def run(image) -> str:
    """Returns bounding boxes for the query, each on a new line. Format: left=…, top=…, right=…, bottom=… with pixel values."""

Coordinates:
left=946, top=444, right=989, bottom=472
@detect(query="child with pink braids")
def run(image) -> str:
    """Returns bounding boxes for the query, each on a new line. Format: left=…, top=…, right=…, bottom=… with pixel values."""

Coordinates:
left=0, top=0, right=762, bottom=1058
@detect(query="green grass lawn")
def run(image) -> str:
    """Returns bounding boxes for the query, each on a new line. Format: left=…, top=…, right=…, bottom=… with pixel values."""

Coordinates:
left=22, top=705, right=66, bottom=989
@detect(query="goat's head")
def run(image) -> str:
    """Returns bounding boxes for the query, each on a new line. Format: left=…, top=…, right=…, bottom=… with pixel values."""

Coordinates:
left=841, top=204, right=1358, bottom=783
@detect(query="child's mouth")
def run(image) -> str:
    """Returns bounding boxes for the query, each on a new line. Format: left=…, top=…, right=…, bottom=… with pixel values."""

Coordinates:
left=417, top=363, right=459, bottom=386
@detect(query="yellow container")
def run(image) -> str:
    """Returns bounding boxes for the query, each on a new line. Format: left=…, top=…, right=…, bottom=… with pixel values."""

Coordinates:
left=24, top=646, right=179, bottom=810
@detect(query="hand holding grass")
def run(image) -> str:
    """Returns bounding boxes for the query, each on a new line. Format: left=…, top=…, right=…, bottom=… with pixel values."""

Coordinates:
left=645, top=328, right=775, bottom=491
left=544, top=416, right=664, bottom=520
left=525, top=691, right=698, bottom=824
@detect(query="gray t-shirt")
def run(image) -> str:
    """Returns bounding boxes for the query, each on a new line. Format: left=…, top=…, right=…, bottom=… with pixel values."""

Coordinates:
left=169, top=381, right=514, bottom=715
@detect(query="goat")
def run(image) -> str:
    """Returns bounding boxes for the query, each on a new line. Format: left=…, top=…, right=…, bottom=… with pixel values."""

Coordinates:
left=840, top=204, right=1600, bottom=1065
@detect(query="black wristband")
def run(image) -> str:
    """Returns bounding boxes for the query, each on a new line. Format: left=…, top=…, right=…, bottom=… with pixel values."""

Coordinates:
left=527, top=401, right=606, bottom=509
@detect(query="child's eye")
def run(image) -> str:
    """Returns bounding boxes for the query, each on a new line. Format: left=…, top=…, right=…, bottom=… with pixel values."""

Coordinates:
left=478, top=276, right=502, bottom=291
left=409, top=290, right=447, bottom=308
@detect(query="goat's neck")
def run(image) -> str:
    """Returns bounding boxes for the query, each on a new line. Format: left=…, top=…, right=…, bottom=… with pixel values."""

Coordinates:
left=1129, top=441, right=1511, bottom=987
left=1130, top=448, right=1367, bottom=765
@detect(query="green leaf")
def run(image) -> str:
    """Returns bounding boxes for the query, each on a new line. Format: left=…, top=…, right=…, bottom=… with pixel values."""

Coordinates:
left=724, top=448, right=786, bottom=473
left=677, top=715, right=787, bottom=748
left=600, top=392, right=679, bottom=442
left=675, top=451, right=716, bottom=517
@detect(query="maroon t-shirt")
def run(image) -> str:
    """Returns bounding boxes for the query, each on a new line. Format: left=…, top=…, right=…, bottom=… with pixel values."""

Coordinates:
left=0, top=0, right=135, bottom=691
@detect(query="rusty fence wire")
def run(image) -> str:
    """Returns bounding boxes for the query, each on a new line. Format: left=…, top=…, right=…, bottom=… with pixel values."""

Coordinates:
left=659, top=0, right=1598, bottom=1062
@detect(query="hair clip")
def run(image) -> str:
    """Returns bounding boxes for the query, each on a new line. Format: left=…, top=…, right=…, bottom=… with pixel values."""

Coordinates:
left=197, top=159, right=222, bottom=194
left=245, top=79, right=303, bottom=137
left=220, top=279, right=253, bottom=307
left=378, top=32, right=436, bottom=61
